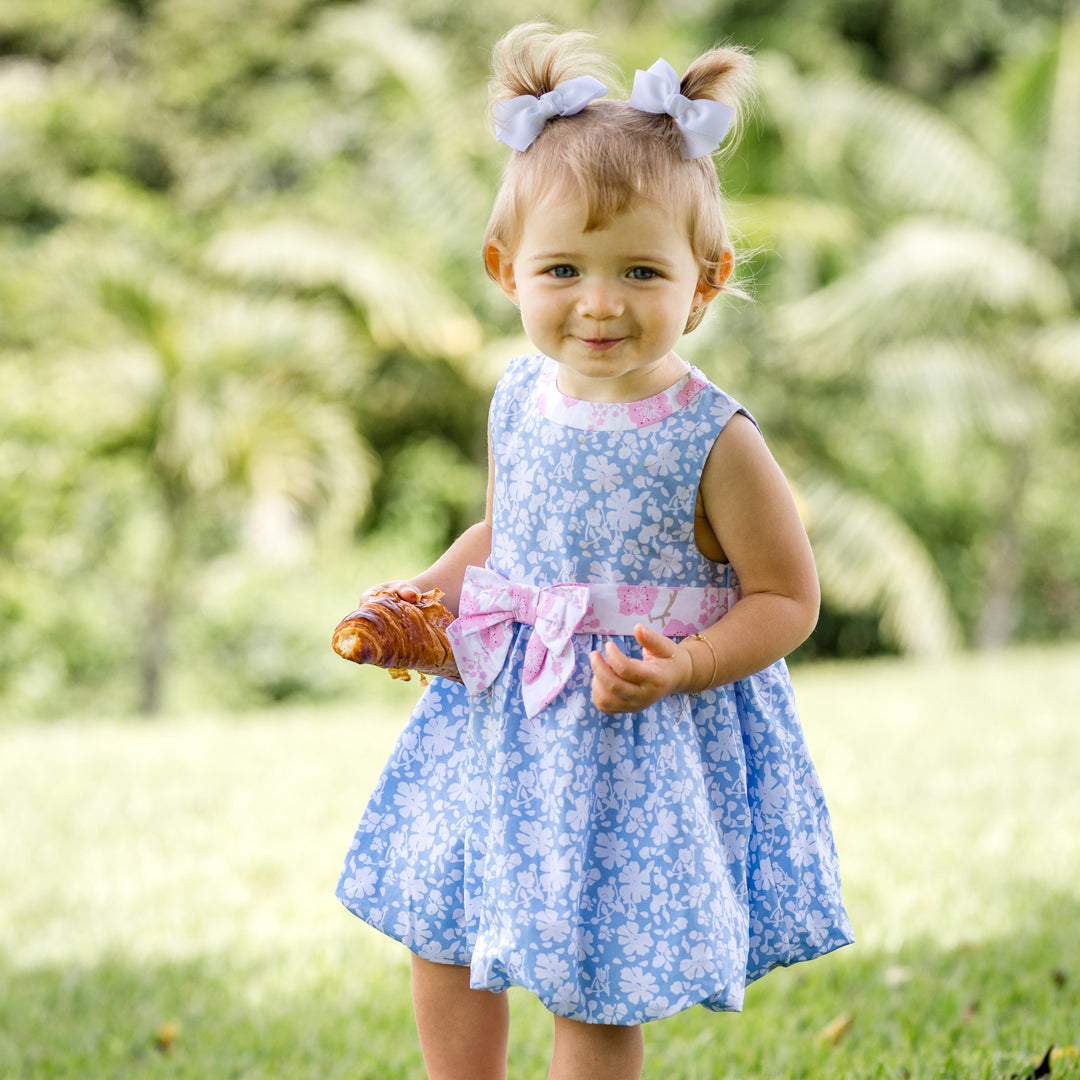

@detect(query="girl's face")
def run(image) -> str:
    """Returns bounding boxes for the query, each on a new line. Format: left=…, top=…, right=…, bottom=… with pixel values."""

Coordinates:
left=486, top=189, right=721, bottom=402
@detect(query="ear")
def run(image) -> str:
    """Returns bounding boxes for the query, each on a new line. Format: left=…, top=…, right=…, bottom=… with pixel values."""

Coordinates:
left=484, top=241, right=518, bottom=304
left=694, top=280, right=722, bottom=309
left=717, top=248, right=735, bottom=287
left=695, top=248, right=733, bottom=307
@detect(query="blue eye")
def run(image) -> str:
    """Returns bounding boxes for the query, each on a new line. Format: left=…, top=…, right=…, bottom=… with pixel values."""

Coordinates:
left=628, top=267, right=658, bottom=280
left=547, top=265, right=577, bottom=279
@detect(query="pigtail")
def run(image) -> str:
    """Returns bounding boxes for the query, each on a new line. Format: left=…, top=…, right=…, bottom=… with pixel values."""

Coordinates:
left=670, top=45, right=758, bottom=314
left=483, top=25, right=756, bottom=314
left=680, top=45, right=757, bottom=154
left=489, top=22, right=618, bottom=109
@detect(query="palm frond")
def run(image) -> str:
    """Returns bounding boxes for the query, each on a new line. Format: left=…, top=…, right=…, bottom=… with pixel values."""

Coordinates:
left=869, top=338, right=1046, bottom=446
left=761, top=54, right=1016, bottom=229
left=778, top=218, right=1073, bottom=366
left=308, top=6, right=451, bottom=103
left=799, top=472, right=964, bottom=656
left=219, top=376, right=374, bottom=537
left=1028, top=320, right=1080, bottom=380
left=1037, top=10, right=1080, bottom=246
left=78, top=270, right=377, bottom=529
left=99, top=274, right=183, bottom=378
left=727, top=195, right=863, bottom=254
left=205, top=221, right=483, bottom=359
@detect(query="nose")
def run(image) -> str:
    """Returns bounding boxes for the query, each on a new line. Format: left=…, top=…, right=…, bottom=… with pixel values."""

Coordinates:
left=576, top=279, right=624, bottom=319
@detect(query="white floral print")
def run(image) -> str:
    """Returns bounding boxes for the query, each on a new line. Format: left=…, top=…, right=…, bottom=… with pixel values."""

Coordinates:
left=338, top=354, right=853, bottom=1025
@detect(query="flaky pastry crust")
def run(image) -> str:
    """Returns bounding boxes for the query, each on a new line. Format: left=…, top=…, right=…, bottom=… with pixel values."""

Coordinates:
left=331, top=588, right=461, bottom=684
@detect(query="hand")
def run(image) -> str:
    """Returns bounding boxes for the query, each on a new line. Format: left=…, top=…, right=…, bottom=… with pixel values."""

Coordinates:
left=589, top=624, right=695, bottom=714
left=357, top=580, right=423, bottom=606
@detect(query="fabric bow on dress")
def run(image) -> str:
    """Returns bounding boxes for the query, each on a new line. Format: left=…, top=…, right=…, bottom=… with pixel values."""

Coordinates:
left=448, top=566, right=589, bottom=718
left=627, top=58, right=734, bottom=159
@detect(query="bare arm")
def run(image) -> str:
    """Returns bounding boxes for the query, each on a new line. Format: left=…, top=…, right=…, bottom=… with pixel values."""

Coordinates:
left=685, top=412, right=819, bottom=682
left=359, top=430, right=495, bottom=616
left=401, top=518, right=492, bottom=614
left=590, top=413, right=819, bottom=711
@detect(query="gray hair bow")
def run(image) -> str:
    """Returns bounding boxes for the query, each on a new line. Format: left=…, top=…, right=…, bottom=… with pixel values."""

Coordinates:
left=628, top=58, right=734, bottom=159
left=493, top=75, right=608, bottom=152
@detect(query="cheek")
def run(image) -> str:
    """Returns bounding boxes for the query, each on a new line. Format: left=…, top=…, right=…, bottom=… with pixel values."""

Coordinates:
left=519, top=290, right=561, bottom=325
left=649, top=292, right=696, bottom=330
left=516, top=299, right=559, bottom=346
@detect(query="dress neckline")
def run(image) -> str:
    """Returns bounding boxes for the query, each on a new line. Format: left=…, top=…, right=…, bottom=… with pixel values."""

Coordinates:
left=535, top=355, right=708, bottom=431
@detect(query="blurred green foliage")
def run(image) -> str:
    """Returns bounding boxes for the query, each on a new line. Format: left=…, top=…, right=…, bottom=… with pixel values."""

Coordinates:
left=1, top=0, right=1077, bottom=717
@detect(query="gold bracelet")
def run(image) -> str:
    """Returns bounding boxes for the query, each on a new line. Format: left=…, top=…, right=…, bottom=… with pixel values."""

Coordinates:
left=690, top=633, right=719, bottom=692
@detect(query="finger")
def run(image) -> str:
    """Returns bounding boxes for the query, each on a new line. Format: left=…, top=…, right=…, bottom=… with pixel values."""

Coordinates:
left=359, top=581, right=421, bottom=605
left=605, top=639, right=671, bottom=698
left=590, top=648, right=627, bottom=691
left=591, top=681, right=633, bottom=713
left=589, top=650, right=636, bottom=712
left=634, top=622, right=677, bottom=659
left=603, top=640, right=639, bottom=680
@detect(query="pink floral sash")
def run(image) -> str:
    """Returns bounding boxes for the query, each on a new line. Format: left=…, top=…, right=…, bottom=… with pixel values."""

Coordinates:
left=447, top=565, right=738, bottom=718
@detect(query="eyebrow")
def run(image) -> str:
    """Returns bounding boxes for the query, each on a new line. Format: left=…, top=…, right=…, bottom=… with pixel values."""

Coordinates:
left=526, top=250, right=679, bottom=267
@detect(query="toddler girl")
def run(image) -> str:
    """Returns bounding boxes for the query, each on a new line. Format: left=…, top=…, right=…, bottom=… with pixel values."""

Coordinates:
left=338, top=23, right=853, bottom=1080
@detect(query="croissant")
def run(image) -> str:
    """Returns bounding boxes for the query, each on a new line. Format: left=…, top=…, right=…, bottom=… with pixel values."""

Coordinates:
left=331, top=588, right=461, bottom=684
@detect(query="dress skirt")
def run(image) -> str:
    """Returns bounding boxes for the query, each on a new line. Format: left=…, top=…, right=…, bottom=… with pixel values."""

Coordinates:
left=338, top=630, right=853, bottom=1025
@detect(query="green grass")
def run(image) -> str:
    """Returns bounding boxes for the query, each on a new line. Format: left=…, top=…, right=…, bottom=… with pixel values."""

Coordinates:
left=2, top=646, right=1079, bottom=1078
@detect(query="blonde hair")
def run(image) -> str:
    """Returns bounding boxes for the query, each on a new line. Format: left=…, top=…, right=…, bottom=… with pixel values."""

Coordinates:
left=483, top=24, right=756, bottom=329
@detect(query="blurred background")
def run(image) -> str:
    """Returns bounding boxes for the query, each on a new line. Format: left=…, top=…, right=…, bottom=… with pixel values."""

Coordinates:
left=1, top=0, right=1077, bottom=721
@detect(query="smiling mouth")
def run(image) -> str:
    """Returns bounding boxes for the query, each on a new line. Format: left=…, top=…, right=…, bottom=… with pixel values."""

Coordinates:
left=580, top=337, right=624, bottom=350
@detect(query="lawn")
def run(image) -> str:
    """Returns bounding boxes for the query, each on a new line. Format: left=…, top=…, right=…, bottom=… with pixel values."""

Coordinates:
left=2, top=645, right=1078, bottom=1078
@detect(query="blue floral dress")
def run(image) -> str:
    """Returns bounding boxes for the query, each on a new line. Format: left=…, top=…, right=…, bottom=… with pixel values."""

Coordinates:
left=338, top=354, right=853, bottom=1025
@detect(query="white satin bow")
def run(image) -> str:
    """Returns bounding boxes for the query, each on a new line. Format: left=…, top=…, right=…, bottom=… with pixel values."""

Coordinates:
left=628, top=58, right=734, bottom=159
left=493, top=75, right=608, bottom=152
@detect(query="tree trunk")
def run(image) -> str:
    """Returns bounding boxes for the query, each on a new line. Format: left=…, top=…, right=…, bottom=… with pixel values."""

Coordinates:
left=139, top=589, right=170, bottom=715
left=974, top=445, right=1029, bottom=649
left=139, top=482, right=184, bottom=717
